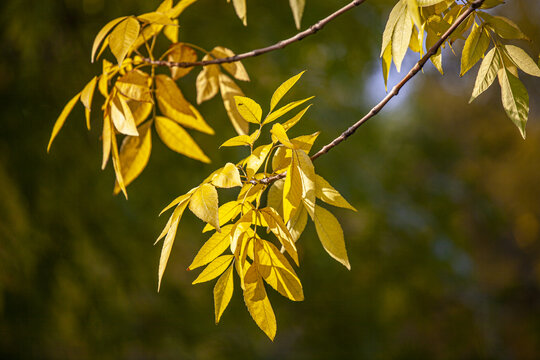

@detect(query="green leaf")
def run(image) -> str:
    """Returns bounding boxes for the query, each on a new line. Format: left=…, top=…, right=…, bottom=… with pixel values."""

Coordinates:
left=460, top=24, right=490, bottom=76
left=504, top=45, right=540, bottom=77
left=498, top=68, right=529, bottom=139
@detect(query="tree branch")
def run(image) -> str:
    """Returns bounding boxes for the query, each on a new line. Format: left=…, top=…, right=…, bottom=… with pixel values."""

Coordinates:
left=143, top=0, right=367, bottom=68
left=253, top=0, right=485, bottom=186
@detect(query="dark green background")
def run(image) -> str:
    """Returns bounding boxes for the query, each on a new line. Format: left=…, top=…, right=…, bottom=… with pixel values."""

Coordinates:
left=1, top=0, right=540, bottom=358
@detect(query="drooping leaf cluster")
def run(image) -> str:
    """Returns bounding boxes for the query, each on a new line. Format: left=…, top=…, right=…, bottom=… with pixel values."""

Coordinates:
left=381, top=0, right=538, bottom=138
left=157, top=72, right=356, bottom=339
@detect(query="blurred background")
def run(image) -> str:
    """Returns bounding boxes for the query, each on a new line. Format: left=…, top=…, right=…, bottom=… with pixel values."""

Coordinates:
left=1, top=0, right=540, bottom=358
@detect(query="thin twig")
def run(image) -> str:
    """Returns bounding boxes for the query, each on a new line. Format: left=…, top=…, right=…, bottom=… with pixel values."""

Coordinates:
left=142, top=0, right=366, bottom=68
left=251, top=0, right=485, bottom=186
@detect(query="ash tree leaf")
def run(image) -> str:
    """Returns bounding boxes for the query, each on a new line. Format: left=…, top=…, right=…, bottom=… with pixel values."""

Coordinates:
left=91, top=16, right=127, bottom=63
left=242, top=264, right=277, bottom=341
left=479, top=13, right=528, bottom=40
left=47, top=92, right=81, bottom=152
left=214, top=263, right=234, bottom=323
left=245, top=143, right=273, bottom=178
left=289, top=0, right=305, bottom=30
left=108, top=16, right=140, bottom=66
left=218, top=73, right=250, bottom=135
left=504, top=45, right=540, bottom=77
left=101, top=115, right=112, bottom=170
left=282, top=105, right=312, bottom=131
left=270, top=71, right=305, bottom=112
left=470, top=47, right=500, bottom=103
left=230, top=0, right=247, bottom=26
left=158, top=198, right=190, bottom=291
left=211, top=163, right=242, bottom=188
left=270, top=123, right=294, bottom=148
left=196, top=57, right=221, bottom=104
left=294, top=149, right=316, bottom=218
left=115, top=69, right=153, bottom=103
left=391, top=6, right=413, bottom=73
left=190, top=225, right=234, bottom=270
left=154, top=116, right=211, bottom=163
left=381, top=0, right=405, bottom=57
left=267, top=179, right=285, bottom=218
left=211, top=46, right=250, bottom=81
left=203, top=202, right=242, bottom=232
left=283, top=149, right=302, bottom=223
left=81, top=76, right=98, bottom=130
left=461, top=24, right=490, bottom=76
left=220, top=135, right=253, bottom=148
left=155, top=74, right=195, bottom=119
left=110, top=93, right=139, bottom=136
left=264, top=97, right=314, bottom=125
left=287, top=203, right=307, bottom=243
left=110, top=124, right=128, bottom=198
left=260, top=207, right=298, bottom=266
left=498, top=68, right=529, bottom=139
left=234, top=96, right=262, bottom=124
left=189, top=183, right=221, bottom=231
left=192, top=255, right=234, bottom=284
left=313, top=205, right=351, bottom=270
left=168, top=43, right=198, bottom=80
left=315, top=174, right=356, bottom=211
left=113, top=122, right=152, bottom=194
left=163, top=19, right=179, bottom=43
left=137, top=11, right=175, bottom=26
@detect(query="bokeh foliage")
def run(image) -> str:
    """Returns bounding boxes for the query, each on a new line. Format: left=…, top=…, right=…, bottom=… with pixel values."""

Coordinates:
left=1, top=0, right=540, bottom=358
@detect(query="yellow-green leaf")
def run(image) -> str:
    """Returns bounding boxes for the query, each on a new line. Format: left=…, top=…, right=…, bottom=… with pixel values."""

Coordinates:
left=498, top=68, right=529, bottom=139
left=158, top=198, right=190, bottom=291
left=270, top=71, right=305, bottom=111
left=294, top=149, right=316, bottom=218
left=234, top=96, right=262, bottom=124
left=211, top=163, right=242, bottom=188
left=470, top=47, right=500, bottom=103
left=47, top=92, right=81, bottom=152
left=91, top=16, right=127, bottom=63
left=289, top=0, right=305, bottom=30
left=381, top=0, right=405, bottom=57
left=154, top=116, right=211, bottom=163
left=315, top=174, right=356, bottom=211
left=189, top=183, right=221, bottom=231
left=479, top=13, right=528, bottom=40
left=392, top=8, right=413, bottom=72
left=193, top=255, right=234, bottom=284
left=214, top=262, right=234, bottom=323
left=109, top=17, right=140, bottom=66
left=219, top=73, right=250, bottom=135
left=382, top=43, right=392, bottom=92
left=159, top=189, right=195, bottom=217
left=313, top=205, right=351, bottom=270
left=460, top=24, right=490, bottom=76
left=264, top=96, right=314, bottom=125
left=113, top=122, right=152, bottom=194
left=291, top=132, right=319, bottom=154
left=505, top=45, right=540, bottom=77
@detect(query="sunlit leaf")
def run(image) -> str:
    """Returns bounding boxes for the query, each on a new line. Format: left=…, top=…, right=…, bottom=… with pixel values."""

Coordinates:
left=234, top=96, right=262, bottom=124
left=109, top=17, right=140, bottom=66
left=219, top=73, right=250, bottom=135
left=504, top=45, right=540, bottom=77
left=81, top=76, right=98, bottom=130
left=289, top=0, right=305, bottom=30
left=91, top=16, right=127, bottom=63
left=214, top=262, right=234, bottom=323
left=211, top=46, right=250, bottom=81
left=168, top=43, right=198, bottom=80
left=264, top=97, right=314, bottom=125
left=461, top=24, right=490, bottom=76
left=470, top=47, right=500, bottom=103
left=211, top=163, right=242, bottom=188
left=498, top=68, right=529, bottom=139
left=392, top=7, right=413, bottom=72
left=270, top=71, right=305, bottom=112
left=154, top=116, right=211, bottom=163
left=313, top=205, right=351, bottom=270
left=47, top=92, right=81, bottom=152
left=193, top=255, right=234, bottom=284
left=189, top=183, right=221, bottom=231
left=315, top=174, right=356, bottom=211
left=196, top=55, right=221, bottom=104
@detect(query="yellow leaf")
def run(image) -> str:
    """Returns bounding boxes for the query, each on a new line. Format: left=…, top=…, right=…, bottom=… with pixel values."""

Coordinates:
left=237, top=183, right=265, bottom=206
left=289, top=0, right=305, bottom=30
left=81, top=76, right=98, bottom=130
left=287, top=203, right=307, bottom=243
left=196, top=55, right=221, bottom=104
left=230, top=212, right=253, bottom=254
left=230, top=0, right=247, bottom=26
left=294, top=149, right=316, bottom=218
left=91, top=16, right=127, bottom=63
left=234, top=96, right=262, bottom=124
left=113, top=122, right=152, bottom=194
left=163, top=19, right=179, bottom=43
left=111, top=93, right=139, bottom=136
left=282, top=105, right=312, bottom=131
left=291, top=132, right=319, bottom=154
left=211, top=46, right=250, bottom=81
left=47, top=92, right=81, bottom=152
left=505, top=45, right=540, bottom=77
left=214, top=262, right=234, bottom=323
left=283, top=150, right=302, bottom=223
left=264, top=97, right=314, bottom=125
left=110, top=126, right=127, bottom=198
left=315, top=174, right=356, bottom=211
left=98, top=59, right=114, bottom=97
left=267, top=179, right=285, bottom=218
left=270, top=123, right=294, bottom=148
left=127, top=100, right=153, bottom=126
left=192, top=255, right=234, bottom=284
left=168, top=43, right=198, bottom=80
left=381, top=0, right=405, bottom=57
left=189, top=183, right=221, bottom=231
left=159, top=189, right=195, bottom=218
left=158, top=198, right=190, bottom=291
left=211, top=163, right=242, bottom=188
left=382, top=43, right=392, bottom=91
left=218, top=73, right=250, bottom=135
left=392, top=9, right=413, bottom=72
left=259, top=207, right=298, bottom=265
left=159, top=103, right=214, bottom=135
left=155, top=74, right=195, bottom=118
left=154, top=116, right=211, bottom=163
left=190, top=225, right=233, bottom=270
left=255, top=239, right=304, bottom=301
left=243, top=264, right=277, bottom=340
left=407, top=0, right=421, bottom=30
left=201, top=201, right=242, bottom=232
left=470, top=47, right=500, bottom=103
left=461, top=24, right=490, bottom=76
left=137, top=11, right=175, bottom=25
left=115, top=69, right=153, bottom=103
left=313, top=205, right=350, bottom=270
left=220, top=134, right=252, bottom=148
left=168, top=0, right=199, bottom=18
left=272, top=147, right=291, bottom=173
left=101, top=115, right=112, bottom=170
left=270, top=71, right=305, bottom=112
left=245, top=143, right=273, bottom=178
left=498, top=67, right=529, bottom=139
left=109, top=17, right=140, bottom=66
